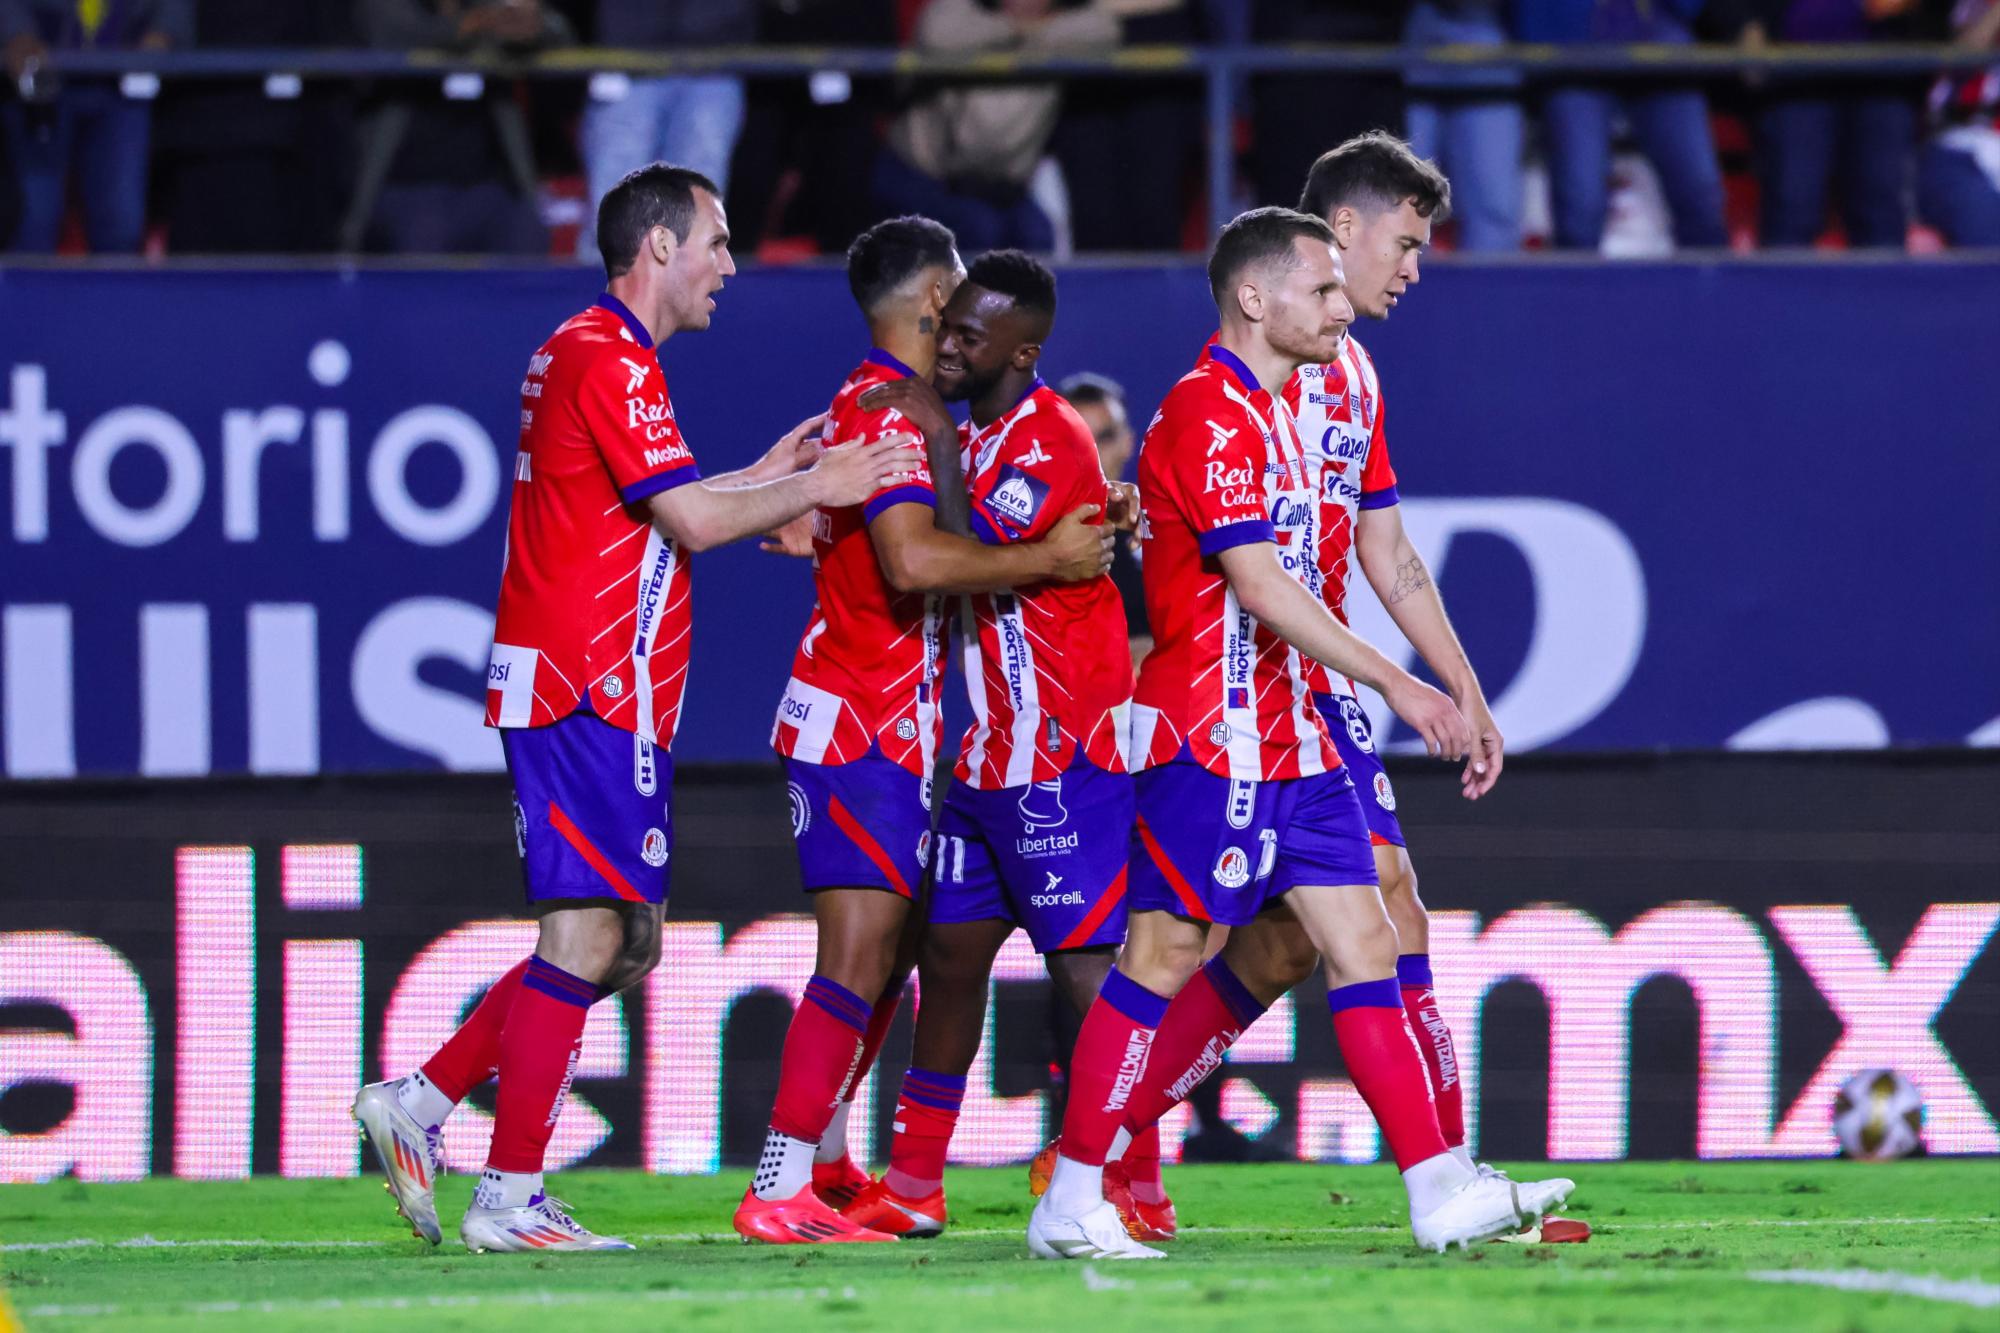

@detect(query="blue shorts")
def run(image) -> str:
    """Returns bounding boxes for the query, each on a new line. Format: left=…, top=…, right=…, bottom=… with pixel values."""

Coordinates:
left=1314, top=692, right=1406, bottom=848
left=1129, top=760, right=1378, bottom=926
left=502, top=709, right=673, bottom=906
left=783, top=751, right=931, bottom=898
left=932, top=761, right=1132, bottom=954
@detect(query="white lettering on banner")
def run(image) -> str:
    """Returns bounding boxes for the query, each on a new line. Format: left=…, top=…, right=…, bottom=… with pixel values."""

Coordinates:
left=0, top=365, right=66, bottom=541
left=72, top=407, right=206, bottom=547
left=221, top=407, right=306, bottom=541
left=248, top=605, right=320, bottom=777
left=140, top=605, right=211, bottom=777
left=1344, top=498, right=1647, bottom=751
left=367, top=407, right=500, bottom=547
left=312, top=408, right=349, bottom=540
left=1727, top=697, right=1891, bottom=750
left=351, top=598, right=504, bottom=771
left=3, top=604, right=75, bottom=777
left=2, top=892, right=1994, bottom=1183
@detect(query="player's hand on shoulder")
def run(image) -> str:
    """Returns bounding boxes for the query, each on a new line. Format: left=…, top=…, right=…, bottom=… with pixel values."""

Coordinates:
left=760, top=512, right=817, bottom=559
left=1041, top=504, right=1115, bottom=583
left=1383, top=672, right=1472, bottom=763
left=1459, top=702, right=1504, bottom=800
left=1103, top=481, right=1141, bottom=532
left=754, top=413, right=828, bottom=482
left=809, top=431, right=920, bottom=508
left=859, top=377, right=955, bottom=444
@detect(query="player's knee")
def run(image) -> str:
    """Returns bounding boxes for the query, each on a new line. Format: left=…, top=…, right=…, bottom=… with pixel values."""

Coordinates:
left=1119, top=923, right=1205, bottom=994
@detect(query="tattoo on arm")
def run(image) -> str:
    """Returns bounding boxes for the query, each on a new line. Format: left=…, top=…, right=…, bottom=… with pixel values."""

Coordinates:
left=1385, top=554, right=1431, bottom=606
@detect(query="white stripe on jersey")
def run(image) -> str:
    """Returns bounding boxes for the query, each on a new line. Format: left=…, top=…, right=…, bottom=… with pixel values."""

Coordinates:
left=627, top=528, right=677, bottom=745
left=487, top=643, right=540, bottom=726
left=1219, top=583, right=1263, bottom=779
left=995, top=595, right=1041, bottom=788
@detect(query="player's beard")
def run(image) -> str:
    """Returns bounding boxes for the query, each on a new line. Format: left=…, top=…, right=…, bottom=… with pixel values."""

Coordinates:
left=1269, top=305, right=1342, bottom=368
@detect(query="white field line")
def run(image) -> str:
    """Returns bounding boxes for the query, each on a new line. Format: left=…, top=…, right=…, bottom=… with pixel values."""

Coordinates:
left=5, top=1216, right=1996, bottom=1253
left=1749, top=1269, right=2000, bottom=1309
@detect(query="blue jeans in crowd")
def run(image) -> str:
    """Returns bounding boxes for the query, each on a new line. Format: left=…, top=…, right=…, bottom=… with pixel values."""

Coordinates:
left=870, top=150, right=1054, bottom=253
left=1542, top=86, right=1729, bottom=250
left=1758, top=93, right=1913, bottom=248
left=1917, top=138, right=2000, bottom=247
left=1403, top=1, right=1523, bottom=252
left=1, top=84, right=151, bottom=252
left=580, top=76, right=746, bottom=262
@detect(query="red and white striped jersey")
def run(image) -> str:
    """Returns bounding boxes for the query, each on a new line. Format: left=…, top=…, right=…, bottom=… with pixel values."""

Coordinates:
left=772, top=351, right=944, bottom=775
left=1282, top=333, right=1398, bottom=699
left=1129, top=344, right=1341, bottom=781
left=955, top=380, right=1133, bottom=789
left=486, top=295, right=702, bottom=746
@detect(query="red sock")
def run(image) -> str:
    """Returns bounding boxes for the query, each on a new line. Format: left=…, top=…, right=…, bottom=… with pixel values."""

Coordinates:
left=1329, top=977, right=1448, bottom=1171
left=1119, top=956, right=1266, bottom=1133
left=1398, top=954, right=1465, bottom=1149
left=1058, top=968, right=1169, bottom=1166
left=485, top=956, right=595, bottom=1174
left=769, top=974, right=869, bottom=1142
left=846, top=979, right=903, bottom=1096
left=419, top=957, right=529, bottom=1102
left=1124, top=1123, right=1164, bottom=1203
left=883, top=1067, right=966, bottom=1196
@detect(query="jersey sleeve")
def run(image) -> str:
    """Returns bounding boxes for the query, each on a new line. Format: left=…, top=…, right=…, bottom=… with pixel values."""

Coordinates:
left=576, top=348, right=702, bottom=504
left=841, top=403, right=936, bottom=523
left=1155, top=397, right=1273, bottom=556
left=1357, top=381, right=1398, bottom=510
left=967, top=414, right=1097, bottom=546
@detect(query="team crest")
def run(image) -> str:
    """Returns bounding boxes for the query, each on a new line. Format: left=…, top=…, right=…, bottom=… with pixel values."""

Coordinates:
left=916, top=831, right=933, bottom=869
left=1208, top=722, right=1232, bottom=746
left=641, top=828, right=670, bottom=867
left=602, top=674, right=624, bottom=698
left=895, top=717, right=919, bottom=742
left=1373, top=772, right=1397, bottom=811
left=1213, top=847, right=1251, bottom=889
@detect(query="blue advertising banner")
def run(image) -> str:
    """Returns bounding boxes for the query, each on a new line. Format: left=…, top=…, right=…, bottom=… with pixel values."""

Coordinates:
left=1, top=260, right=1995, bottom=776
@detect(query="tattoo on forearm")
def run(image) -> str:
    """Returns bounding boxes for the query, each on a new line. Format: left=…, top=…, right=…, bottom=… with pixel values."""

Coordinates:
left=1385, top=554, right=1431, bottom=606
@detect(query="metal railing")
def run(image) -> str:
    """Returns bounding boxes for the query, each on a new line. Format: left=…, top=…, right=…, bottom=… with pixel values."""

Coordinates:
left=26, top=42, right=1996, bottom=241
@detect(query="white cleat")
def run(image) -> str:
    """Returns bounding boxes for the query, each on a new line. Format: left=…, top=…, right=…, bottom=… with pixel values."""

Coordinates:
left=1479, top=1163, right=1575, bottom=1220
left=461, top=1194, right=636, bottom=1254
left=1410, top=1173, right=1524, bottom=1253
left=1027, top=1197, right=1166, bottom=1261
left=352, top=1080, right=445, bottom=1245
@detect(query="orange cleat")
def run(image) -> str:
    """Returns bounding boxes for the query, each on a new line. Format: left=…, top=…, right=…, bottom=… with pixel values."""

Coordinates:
left=732, top=1185, right=898, bottom=1245
left=1028, top=1138, right=1059, bottom=1197
left=839, top=1178, right=947, bottom=1238
left=812, top=1155, right=874, bottom=1210
left=1102, top=1161, right=1177, bottom=1242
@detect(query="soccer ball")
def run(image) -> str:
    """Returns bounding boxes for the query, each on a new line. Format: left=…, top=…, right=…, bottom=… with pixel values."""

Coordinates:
left=1832, top=1068, right=1925, bottom=1161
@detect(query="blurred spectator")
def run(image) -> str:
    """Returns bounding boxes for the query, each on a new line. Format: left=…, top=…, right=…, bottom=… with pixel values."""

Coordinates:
left=1918, top=0, right=2000, bottom=244
left=1744, top=0, right=1924, bottom=248
left=1053, top=0, right=1203, bottom=252
left=1521, top=0, right=1730, bottom=250
left=344, top=0, right=572, bottom=254
left=156, top=0, right=354, bottom=252
left=1, top=0, right=191, bottom=253
left=1403, top=0, right=1521, bottom=251
left=1057, top=371, right=1148, bottom=665
left=578, top=0, right=752, bottom=265
left=875, top=0, right=1119, bottom=252
left=1251, top=0, right=1408, bottom=219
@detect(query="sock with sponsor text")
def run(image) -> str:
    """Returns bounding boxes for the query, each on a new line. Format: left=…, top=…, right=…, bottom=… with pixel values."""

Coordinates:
left=1117, top=955, right=1267, bottom=1145
left=883, top=1067, right=967, bottom=1197
left=756, top=974, right=869, bottom=1200
left=816, top=979, right=905, bottom=1165
left=484, top=956, right=594, bottom=1175
left=1398, top=953, right=1467, bottom=1151
left=1328, top=977, right=1449, bottom=1172
left=1055, top=968, right=1171, bottom=1173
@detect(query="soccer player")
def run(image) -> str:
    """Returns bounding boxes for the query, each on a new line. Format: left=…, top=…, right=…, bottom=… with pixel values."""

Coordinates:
left=1072, top=134, right=1573, bottom=1228
left=351, top=164, right=914, bottom=1254
left=735, top=219, right=1115, bottom=1245
left=821, top=252, right=1137, bottom=1240
left=1028, top=207, right=1530, bottom=1261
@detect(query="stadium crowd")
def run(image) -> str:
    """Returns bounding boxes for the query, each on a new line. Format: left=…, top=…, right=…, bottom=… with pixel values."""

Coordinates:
left=3, top=0, right=1998, bottom=257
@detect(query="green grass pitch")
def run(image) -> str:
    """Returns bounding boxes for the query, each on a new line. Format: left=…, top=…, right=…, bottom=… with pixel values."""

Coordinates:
left=4, top=1159, right=1996, bottom=1330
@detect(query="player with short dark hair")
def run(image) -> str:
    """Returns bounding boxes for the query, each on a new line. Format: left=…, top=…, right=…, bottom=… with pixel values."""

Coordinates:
left=1029, top=207, right=1533, bottom=1261
left=826, top=251, right=1137, bottom=1239
left=735, top=221, right=1115, bottom=1246
left=353, top=164, right=913, bottom=1254
left=1066, top=132, right=1576, bottom=1240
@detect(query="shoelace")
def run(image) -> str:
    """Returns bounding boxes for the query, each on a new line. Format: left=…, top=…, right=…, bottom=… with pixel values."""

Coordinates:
left=422, top=1128, right=447, bottom=1181
left=534, top=1196, right=588, bottom=1237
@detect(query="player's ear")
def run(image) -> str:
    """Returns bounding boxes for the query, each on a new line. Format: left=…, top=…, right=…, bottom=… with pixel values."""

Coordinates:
left=650, top=224, right=677, bottom=267
left=1329, top=205, right=1359, bottom=250
left=1235, top=279, right=1263, bottom=323
left=1012, top=340, right=1043, bottom=372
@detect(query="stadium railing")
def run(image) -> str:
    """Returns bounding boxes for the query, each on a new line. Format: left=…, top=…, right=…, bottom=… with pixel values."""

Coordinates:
left=27, top=42, right=2000, bottom=241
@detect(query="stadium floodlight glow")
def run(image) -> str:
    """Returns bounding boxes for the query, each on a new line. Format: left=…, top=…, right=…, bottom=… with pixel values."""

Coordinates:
left=0, top=932, right=152, bottom=1182
left=174, top=847, right=255, bottom=1179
